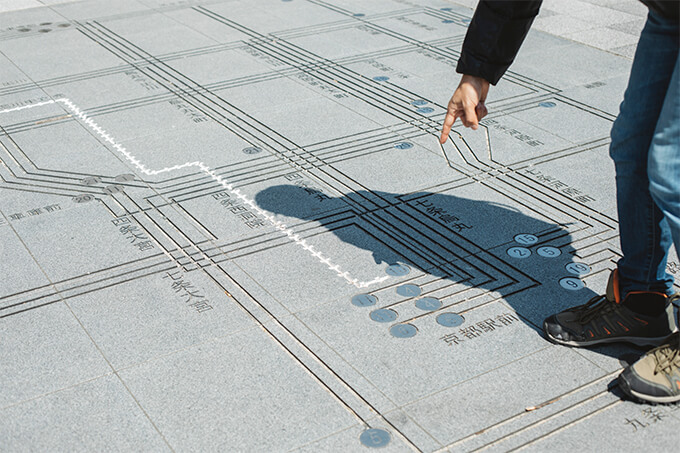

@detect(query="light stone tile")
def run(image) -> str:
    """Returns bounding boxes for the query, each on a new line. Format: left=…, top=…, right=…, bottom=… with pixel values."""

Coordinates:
left=532, top=14, right=594, bottom=36
left=522, top=399, right=680, bottom=452
left=11, top=201, right=164, bottom=283
left=296, top=299, right=550, bottom=407
left=118, top=327, right=359, bottom=451
left=0, top=302, right=110, bottom=408
left=0, top=223, right=51, bottom=299
left=67, top=270, right=259, bottom=369
left=402, top=346, right=606, bottom=446
left=0, top=29, right=125, bottom=80
left=563, top=26, right=640, bottom=51
left=0, top=374, right=169, bottom=452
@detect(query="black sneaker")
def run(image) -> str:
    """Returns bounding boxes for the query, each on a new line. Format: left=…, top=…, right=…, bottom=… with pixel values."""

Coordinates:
left=619, top=332, right=680, bottom=404
left=543, top=271, right=678, bottom=347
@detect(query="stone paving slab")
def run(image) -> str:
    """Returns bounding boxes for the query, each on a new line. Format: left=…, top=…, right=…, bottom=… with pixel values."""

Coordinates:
left=1, top=0, right=679, bottom=451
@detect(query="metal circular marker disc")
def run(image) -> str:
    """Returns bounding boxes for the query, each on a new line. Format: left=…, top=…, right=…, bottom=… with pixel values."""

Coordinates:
left=38, top=29, right=51, bottom=33
left=411, top=99, right=428, bottom=106
left=393, top=142, right=413, bottom=150
left=514, top=233, right=538, bottom=245
left=507, top=247, right=531, bottom=259
left=370, top=309, right=398, bottom=323
left=104, top=185, right=125, bottom=195
left=417, top=107, right=434, bottom=114
left=385, top=263, right=410, bottom=276
left=58, top=23, right=71, bottom=28
left=442, top=19, right=455, bottom=23
left=539, top=101, right=556, bottom=108
left=114, top=173, right=135, bottom=182
left=415, top=297, right=442, bottom=311
left=72, top=194, right=94, bottom=203
left=18, top=28, right=30, bottom=32
left=566, top=262, right=591, bottom=276
left=390, top=323, right=417, bottom=338
left=242, top=146, right=262, bottom=155
left=352, top=294, right=377, bottom=307
left=373, top=76, right=390, bottom=82
left=353, top=13, right=365, bottom=17
left=81, top=176, right=100, bottom=186
left=560, top=277, right=585, bottom=291
left=396, top=284, right=421, bottom=297
left=437, top=312, right=465, bottom=328
left=537, top=246, right=561, bottom=258
left=360, top=428, right=391, bottom=448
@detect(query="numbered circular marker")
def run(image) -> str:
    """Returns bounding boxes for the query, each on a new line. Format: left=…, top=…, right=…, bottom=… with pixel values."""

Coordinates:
left=80, top=176, right=100, bottom=186
left=507, top=247, right=531, bottom=259
left=436, top=312, right=465, bottom=328
left=386, top=263, right=411, bottom=276
left=390, top=323, right=417, bottom=338
left=415, top=297, right=442, bottom=311
left=360, top=428, right=391, bottom=448
left=103, top=185, right=125, bottom=195
left=411, top=99, right=428, bottom=106
left=396, top=284, right=421, bottom=297
left=373, top=76, right=390, bottom=82
left=566, top=262, right=591, bottom=276
left=417, top=107, right=434, bottom=114
left=242, top=146, right=262, bottom=155
left=539, top=101, right=556, bottom=108
left=560, top=277, right=585, bottom=291
left=114, top=173, right=136, bottom=182
left=72, top=194, right=94, bottom=203
left=514, top=233, right=538, bottom=245
left=370, top=309, right=398, bottom=323
left=352, top=294, right=377, bottom=307
left=393, top=142, right=413, bottom=150
left=537, top=246, right=561, bottom=258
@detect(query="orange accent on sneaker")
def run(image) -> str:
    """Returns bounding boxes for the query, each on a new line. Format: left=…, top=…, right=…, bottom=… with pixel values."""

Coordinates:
left=617, top=321, right=630, bottom=332
left=588, top=330, right=594, bottom=338
left=633, top=317, right=649, bottom=326
left=603, top=326, right=611, bottom=335
left=613, top=269, right=621, bottom=303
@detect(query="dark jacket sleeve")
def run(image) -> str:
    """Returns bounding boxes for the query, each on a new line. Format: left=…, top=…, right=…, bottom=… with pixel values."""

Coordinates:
left=456, top=0, right=542, bottom=85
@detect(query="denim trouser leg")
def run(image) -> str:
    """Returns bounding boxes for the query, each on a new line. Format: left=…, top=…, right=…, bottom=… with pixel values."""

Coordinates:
left=648, top=55, right=680, bottom=254
left=609, top=11, right=679, bottom=298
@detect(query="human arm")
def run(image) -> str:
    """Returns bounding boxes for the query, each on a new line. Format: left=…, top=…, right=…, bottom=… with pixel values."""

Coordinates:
left=440, top=0, right=542, bottom=142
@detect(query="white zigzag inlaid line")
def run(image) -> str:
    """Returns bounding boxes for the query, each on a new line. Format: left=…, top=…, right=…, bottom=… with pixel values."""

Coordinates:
left=0, top=98, right=390, bottom=288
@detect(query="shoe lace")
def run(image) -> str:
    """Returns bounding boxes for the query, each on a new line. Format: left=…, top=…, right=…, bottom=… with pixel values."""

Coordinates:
left=574, top=294, right=616, bottom=323
left=652, top=333, right=680, bottom=375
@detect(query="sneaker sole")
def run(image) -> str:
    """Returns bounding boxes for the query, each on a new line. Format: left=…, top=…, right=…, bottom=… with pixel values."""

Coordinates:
left=619, top=375, right=680, bottom=404
left=543, top=324, right=674, bottom=348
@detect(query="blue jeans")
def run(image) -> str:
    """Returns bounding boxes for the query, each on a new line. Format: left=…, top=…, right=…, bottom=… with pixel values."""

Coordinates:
left=610, top=10, right=680, bottom=298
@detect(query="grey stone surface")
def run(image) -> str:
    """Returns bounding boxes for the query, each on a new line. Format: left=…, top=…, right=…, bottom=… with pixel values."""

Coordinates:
left=118, top=326, right=359, bottom=452
left=67, top=270, right=258, bottom=369
left=0, top=374, right=170, bottom=452
left=0, top=302, right=110, bottom=408
left=1, top=0, right=676, bottom=450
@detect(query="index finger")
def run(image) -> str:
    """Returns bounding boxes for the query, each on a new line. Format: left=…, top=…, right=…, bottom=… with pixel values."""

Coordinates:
left=439, top=109, right=460, bottom=143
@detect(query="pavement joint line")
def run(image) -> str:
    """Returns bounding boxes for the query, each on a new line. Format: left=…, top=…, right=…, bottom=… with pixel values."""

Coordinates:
left=0, top=98, right=390, bottom=289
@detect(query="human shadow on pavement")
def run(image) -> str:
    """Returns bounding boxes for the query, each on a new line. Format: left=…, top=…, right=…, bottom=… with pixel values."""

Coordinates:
left=255, top=184, right=647, bottom=362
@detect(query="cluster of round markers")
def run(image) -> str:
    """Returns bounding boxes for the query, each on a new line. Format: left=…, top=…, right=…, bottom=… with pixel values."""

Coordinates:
left=72, top=174, right=136, bottom=203
left=352, top=263, right=465, bottom=339
left=506, top=233, right=592, bottom=290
